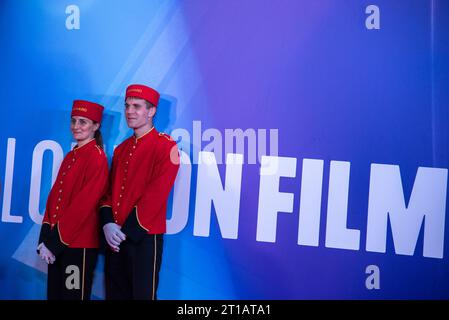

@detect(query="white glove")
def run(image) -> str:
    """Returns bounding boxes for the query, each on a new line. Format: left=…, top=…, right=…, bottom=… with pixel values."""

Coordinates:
left=103, top=223, right=126, bottom=252
left=38, top=243, right=56, bottom=264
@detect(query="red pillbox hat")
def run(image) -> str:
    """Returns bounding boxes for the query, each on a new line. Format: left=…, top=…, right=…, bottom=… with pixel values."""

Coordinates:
left=126, top=84, right=160, bottom=107
left=71, top=100, right=104, bottom=123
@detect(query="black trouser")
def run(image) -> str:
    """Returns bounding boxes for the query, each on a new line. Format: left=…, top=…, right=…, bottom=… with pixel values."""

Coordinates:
left=105, top=234, right=164, bottom=300
left=47, top=248, right=98, bottom=300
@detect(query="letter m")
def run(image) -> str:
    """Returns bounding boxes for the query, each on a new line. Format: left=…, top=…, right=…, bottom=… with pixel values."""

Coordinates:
left=366, top=164, right=447, bottom=259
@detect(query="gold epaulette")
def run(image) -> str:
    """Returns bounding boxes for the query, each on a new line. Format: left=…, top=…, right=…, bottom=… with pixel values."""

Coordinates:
left=95, top=145, right=103, bottom=155
left=158, top=132, right=174, bottom=141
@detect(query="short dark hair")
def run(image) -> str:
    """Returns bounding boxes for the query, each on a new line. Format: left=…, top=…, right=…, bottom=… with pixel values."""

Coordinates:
left=145, top=100, right=156, bottom=109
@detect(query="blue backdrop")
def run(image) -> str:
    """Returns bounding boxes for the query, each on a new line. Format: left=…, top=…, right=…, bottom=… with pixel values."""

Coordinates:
left=0, top=0, right=448, bottom=299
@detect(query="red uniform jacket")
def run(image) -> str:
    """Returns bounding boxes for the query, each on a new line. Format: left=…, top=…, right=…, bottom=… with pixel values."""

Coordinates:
left=38, top=139, right=109, bottom=255
left=100, top=127, right=180, bottom=241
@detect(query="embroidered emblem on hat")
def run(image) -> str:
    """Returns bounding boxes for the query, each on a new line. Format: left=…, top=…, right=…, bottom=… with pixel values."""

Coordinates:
left=73, top=107, right=87, bottom=112
left=127, top=88, right=142, bottom=93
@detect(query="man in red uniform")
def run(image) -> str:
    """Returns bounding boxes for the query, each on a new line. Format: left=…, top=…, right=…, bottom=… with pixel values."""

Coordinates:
left=100, top=84, right=180, bottom=300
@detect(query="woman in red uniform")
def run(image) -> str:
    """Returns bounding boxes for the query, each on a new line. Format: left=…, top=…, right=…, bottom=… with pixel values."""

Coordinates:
left=37, top=100, right=108, bottom=300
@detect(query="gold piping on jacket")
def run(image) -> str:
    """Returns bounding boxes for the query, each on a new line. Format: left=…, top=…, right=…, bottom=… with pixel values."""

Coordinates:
left=134, top=206, right=149, bottom=232
left=152, top=234, right=157, bottom=300
left=57, top=224, right=69, bottom=245
left=94, top=145, right=103, bottom=155
left=134, top=126, right=154, bottom=142
left=73, top=138, right=96, bottom=153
